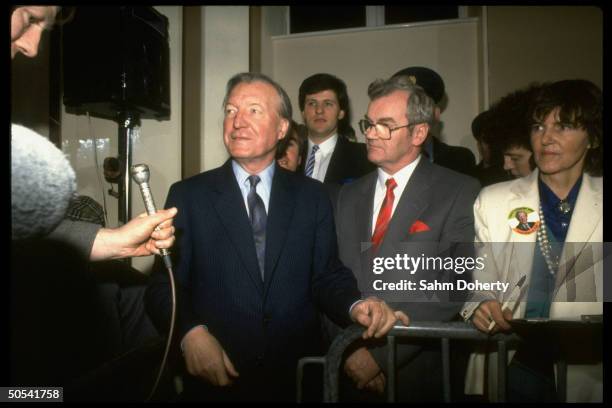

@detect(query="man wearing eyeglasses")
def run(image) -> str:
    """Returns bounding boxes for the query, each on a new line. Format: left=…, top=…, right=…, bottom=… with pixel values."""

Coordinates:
left=332, top=75, right=480, bottom=401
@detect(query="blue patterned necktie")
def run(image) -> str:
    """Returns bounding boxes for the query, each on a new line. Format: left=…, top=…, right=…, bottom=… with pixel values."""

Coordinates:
left=247, top=175, right=267, bottom=280
left=304, top=144, right=319, bottom=177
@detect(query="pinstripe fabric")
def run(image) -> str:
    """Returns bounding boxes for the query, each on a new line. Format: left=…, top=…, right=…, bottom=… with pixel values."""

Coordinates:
left=146, top=160, right=361, bottom=400
left=304, top=144, right=319, bottom=177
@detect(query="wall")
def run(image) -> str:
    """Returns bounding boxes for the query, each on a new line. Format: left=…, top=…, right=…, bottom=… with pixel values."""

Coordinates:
left=182, top=6, right=249, bottom=176
left=60, top=6, right=183, bottom=273
left=260, top=6, right=288, bottom=76
left=486, top=6, right=602, bottom=104
left=200, top=6, right=250, bottom=172
left=269, top=20, right=480, bottom=154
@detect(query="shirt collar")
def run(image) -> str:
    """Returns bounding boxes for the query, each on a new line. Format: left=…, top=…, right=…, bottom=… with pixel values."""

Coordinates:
left=538, top=175, right=582, bottom=212
left=231, top=159, right=275, bottom=190
left=376, top=154, right=422, bottom=191
left=538, top=174, right=582, bottom=242
left=308, top=133, right=338, bottom=156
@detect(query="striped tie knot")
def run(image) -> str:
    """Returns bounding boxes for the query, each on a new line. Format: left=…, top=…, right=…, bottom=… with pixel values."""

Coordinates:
left=304, top=144, right=319, bottom=177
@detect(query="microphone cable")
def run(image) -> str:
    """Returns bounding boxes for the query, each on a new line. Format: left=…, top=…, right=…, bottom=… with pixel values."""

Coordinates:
left=130, top=163, right=177, bottom=402
left=146, top=255, right=176, bottom=402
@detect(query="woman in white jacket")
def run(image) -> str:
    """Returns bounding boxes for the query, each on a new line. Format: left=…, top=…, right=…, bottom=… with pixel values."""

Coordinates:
left=461, top=79, right=603, bottom=402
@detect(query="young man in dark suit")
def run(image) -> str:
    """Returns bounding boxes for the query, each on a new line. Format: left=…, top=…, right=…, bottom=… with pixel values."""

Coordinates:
left=299, top=73, right=374, bottom=186
left=146, top=72, right=408, bottom=402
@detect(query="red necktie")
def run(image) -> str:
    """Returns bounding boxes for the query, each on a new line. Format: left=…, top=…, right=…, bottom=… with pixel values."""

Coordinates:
left=372, top=178, right=397, bottom=250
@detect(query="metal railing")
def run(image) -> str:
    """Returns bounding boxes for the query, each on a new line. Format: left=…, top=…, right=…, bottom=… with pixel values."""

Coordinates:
left=297, top=321, right=588, bottom=402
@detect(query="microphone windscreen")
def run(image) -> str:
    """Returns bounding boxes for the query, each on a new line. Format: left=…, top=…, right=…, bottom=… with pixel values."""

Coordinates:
left=11, top=124, right=77, bottom=240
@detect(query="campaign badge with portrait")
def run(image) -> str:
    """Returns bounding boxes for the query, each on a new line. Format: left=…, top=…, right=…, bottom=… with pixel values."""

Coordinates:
left=508, top=207, right=540, bottom=235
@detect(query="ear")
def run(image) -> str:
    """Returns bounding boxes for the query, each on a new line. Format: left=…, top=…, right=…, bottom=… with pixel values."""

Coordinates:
left=411, top=123, right=430, bottom=146
left=434, top=106, right=441, bottom=122
left=277, top=118, right=289, bottom=140
left=337, top=109, right=345, bottom=120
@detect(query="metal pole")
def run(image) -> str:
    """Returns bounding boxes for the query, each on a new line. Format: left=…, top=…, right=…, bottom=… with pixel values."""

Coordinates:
left=117, top=112, right=139, bottom=226
left=556, top=358, right=567, bottom=402
left=387, top=335, right=396, bottom=402
left=117, top=112, right=139, bottom=266
left=441, top=337, right=451, bottom=402
left=497, top=340, right=507, bottom=402
left=295, top=357, right=325, bottom=403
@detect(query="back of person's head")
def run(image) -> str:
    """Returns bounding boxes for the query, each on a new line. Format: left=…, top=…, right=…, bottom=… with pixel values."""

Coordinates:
left=392, top=66, right=445, bottom=105
left=471, top=110, right=491, bottom=142
left=298, top=73, right=352, bottom=139
left=530, top=79, right=602, bottom=176
left=275, top=119, right=305, bottom=161
left=490, top=83, right=544, bottom=154
left=367, top=75, right=435, bottom=126
left=65, top=195, right=106, bottom=227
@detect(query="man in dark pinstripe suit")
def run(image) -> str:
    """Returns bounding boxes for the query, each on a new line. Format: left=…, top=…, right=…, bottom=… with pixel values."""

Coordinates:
left=146, top=72, right=408, bottom=402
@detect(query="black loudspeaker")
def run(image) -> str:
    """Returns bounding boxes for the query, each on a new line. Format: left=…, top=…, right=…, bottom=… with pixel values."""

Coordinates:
left=63, top=6, right=170, bottom=121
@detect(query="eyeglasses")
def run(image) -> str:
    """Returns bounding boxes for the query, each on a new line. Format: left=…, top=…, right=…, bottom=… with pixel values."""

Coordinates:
left=358, top=119, right=417, bottom=140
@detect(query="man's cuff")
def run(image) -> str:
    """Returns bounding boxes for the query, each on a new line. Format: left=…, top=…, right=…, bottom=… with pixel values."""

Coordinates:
left=348, top=299, right=364, bottom=321
left=180, top=324, right=208, bottom=353
left=460, top=297, right=493, bottom=321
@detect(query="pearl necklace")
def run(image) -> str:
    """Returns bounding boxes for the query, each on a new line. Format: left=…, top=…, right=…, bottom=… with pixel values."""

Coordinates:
left=536, top=205, right=560, bottom=275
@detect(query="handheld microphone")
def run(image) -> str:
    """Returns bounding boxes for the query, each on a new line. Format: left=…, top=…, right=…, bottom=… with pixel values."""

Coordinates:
left=130, top=163, right=172, bottom=270
left=130, top=163, right=176, bottom=402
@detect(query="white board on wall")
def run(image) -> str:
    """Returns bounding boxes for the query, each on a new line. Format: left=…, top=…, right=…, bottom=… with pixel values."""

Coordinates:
left=270, top=19, right=480, bottom=155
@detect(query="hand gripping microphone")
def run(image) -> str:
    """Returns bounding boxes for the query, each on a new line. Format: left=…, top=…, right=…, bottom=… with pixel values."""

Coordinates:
left=131, top=163, right=173, bottom=270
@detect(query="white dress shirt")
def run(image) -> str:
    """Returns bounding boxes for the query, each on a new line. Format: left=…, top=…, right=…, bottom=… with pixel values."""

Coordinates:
left=371, top=155, right=422, bottom=233
left=306, top=134, right=338, bottom=182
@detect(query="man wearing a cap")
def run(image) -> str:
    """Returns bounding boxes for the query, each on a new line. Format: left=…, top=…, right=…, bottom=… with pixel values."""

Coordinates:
left=393, top=66, right=477, bottom=178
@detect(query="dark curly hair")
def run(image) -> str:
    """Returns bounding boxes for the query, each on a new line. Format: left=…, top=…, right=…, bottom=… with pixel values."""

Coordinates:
left=529, top=79, right=602, bottom=176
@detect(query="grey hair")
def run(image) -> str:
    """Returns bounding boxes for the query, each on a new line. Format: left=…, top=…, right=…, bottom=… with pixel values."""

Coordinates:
left=367, top=76, right=435, bottom=125
left=515, top=210, right=527, bottom=220
left=222, top=72, right=293, bottom=120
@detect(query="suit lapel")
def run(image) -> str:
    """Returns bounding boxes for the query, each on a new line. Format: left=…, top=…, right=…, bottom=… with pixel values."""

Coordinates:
left=356, top=173, right=377, bottom=271
left=504, top=172, right=539, bottom=313
left=381, top=159, right=432, bottom=249
left=357, top=172, right=376, bottom=239
left=263, top=166, right=297, bottom=298
left=212, top=161, right=264, bottom=296
left=324, top=137, right=347, bottom=183
left=554, top=174, right=602, bottom=295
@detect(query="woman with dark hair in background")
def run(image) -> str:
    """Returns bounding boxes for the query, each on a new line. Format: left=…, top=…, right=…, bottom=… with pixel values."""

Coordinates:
left=276, top=120, right=306, bottom=172
left=494, top=84, right=544, bottom=178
